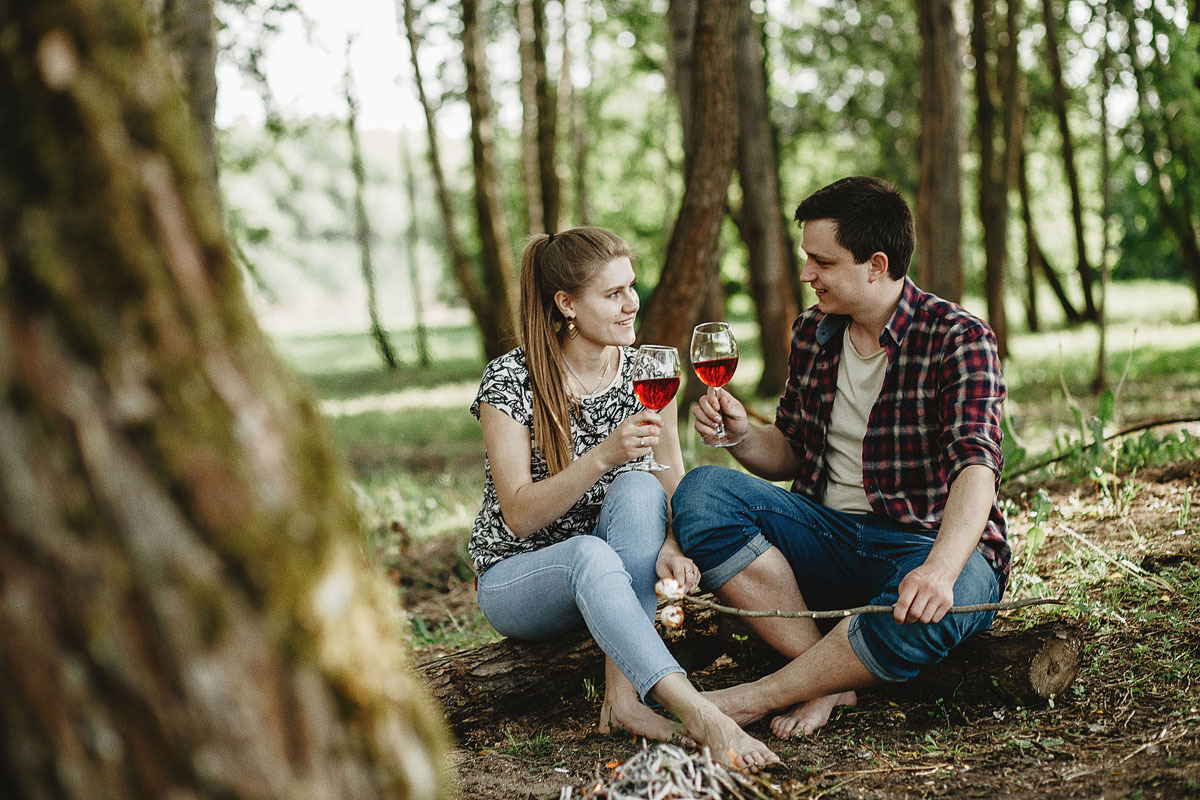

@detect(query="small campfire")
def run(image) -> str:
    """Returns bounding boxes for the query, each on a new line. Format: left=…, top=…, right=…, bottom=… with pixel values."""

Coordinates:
left=561, top=742, right=780, bottom=800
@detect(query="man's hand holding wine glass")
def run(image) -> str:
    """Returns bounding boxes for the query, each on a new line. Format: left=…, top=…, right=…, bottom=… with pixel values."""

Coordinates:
left=692, top=385, right=749, bottom=448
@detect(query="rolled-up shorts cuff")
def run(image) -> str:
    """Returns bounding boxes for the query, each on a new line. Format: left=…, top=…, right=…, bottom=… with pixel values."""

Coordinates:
left=846, top=615, right=910, bottom=683
left=697, top=531, right=773, bottom=593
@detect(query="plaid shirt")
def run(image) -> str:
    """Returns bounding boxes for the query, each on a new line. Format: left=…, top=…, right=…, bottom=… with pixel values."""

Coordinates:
left=775, top=278, right=1011, bottom=591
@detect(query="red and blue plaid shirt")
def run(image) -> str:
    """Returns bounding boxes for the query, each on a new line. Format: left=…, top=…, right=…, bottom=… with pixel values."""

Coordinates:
left=775, top=278, right=1011, bottom=591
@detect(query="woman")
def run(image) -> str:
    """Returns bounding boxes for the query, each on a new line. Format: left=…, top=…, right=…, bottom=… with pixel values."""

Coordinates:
left=470, top=227, right=777, bottom=770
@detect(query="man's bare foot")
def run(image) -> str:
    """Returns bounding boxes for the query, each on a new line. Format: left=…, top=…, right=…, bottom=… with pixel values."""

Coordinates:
left=677, top=698, right=780, bottom=772
left=599, top=696, right=684, bottom=742
left=769, top=690, right=858, bottom=738
left=703, top=683, right=770, bottom=727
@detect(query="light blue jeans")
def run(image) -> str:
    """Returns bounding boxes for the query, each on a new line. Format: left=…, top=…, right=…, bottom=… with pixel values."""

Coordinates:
left=476, top=471, right=685, bottom=700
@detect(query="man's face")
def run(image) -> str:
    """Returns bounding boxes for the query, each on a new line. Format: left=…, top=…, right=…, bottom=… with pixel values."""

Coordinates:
left=799, top=219, right=870, bottom=316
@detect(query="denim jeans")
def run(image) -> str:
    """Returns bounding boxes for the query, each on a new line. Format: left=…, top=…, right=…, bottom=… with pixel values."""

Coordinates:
left=476, top=471, right=685, bottom=699
left=672, top=465, right=1002, bottom=682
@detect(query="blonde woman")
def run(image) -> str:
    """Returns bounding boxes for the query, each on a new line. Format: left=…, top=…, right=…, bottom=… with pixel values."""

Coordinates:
left=469, top=227, right=777, bottom=770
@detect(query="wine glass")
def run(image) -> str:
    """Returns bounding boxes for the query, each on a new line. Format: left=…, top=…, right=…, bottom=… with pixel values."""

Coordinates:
left=630, top=345, right=681, bottom=472
left=690, top=321, right=739, bottom=447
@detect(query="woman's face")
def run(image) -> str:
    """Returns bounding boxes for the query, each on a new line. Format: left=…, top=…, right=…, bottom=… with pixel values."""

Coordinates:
left=558, top=257, right=639, bottom=347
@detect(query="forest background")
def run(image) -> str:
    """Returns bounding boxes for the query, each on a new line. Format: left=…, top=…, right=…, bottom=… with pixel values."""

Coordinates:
left=2, top=0, right=1199, bottom=798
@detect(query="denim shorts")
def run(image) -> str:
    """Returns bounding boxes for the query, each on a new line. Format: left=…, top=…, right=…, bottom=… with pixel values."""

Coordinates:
left=672, top=465, right=1002, bottom=682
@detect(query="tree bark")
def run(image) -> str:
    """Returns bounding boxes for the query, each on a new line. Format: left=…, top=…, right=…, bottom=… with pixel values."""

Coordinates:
left=531, top=0, right=560, bottom=233
left=971, top=0, right=1008, bottom=357
left=566, top=0, right=592, bottom=226
left=344, top=43, right=399, bottom=370
left=422, top=613, right=1084, bottom=732
left=462, top=0, right=520, bottom=353
left=1042, top=0, right=1098, bottom=320
left=517, top=0, right=544, bottom=234
left=517, top=0, right=560, bottom=235
left=154, top=0, right=219, bottom=187
left=916, top=0, right=966, bottom=303
left=639, top=0, right=739, bottom=357
left=0, top=1, right=451, bottom=797
left=734, top=1, right=798, bottom=397
left=400, top=0, right=503, bottom=359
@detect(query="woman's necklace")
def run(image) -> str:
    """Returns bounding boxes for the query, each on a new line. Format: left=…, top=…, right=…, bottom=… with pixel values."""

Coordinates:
left=563, top=348, right=615, bottom=396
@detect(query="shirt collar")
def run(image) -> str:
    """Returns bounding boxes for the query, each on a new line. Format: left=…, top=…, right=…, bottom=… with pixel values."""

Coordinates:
left=815, top=278, right=920, bottom=351
left=881, top=277, right=920, bottom=350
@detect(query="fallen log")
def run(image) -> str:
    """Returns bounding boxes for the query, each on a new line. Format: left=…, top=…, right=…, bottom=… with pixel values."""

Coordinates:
left=419, top=605, right=729, bottom=731
left=420, top=606, right=1083, bottom=733
left=718, top=616, right=1084, bottom=704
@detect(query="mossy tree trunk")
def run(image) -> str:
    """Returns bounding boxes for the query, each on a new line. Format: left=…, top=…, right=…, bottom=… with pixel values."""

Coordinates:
left=0, top=2, right=451, bottom=798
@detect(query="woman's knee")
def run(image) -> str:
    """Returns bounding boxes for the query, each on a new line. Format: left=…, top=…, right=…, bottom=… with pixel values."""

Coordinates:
left=606, top=469, right=667, bottom=511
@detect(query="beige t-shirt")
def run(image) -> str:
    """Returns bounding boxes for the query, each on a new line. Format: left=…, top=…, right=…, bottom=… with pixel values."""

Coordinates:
left=822, top=326, right=888, bottom=513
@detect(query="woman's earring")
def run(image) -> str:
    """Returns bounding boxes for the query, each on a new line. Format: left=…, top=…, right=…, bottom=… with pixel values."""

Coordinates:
left=566, top=316, right=579, bottom=339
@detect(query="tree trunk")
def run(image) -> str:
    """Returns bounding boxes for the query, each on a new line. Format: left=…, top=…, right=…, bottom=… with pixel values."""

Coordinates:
left=1094, top=0, right=1114, bottom=391
left=531, top=0, right=560, bottom=233
left=517, top=0, right=544, bottom=234
left=423, top=612, right=1084, bottom=732
left=462, top=0, right=519, bottom=352
left=401, top=131, right=433, bottom=367
left=400, top=0, right=503, bottom=359
left=971, top=0, right=1008, bottom=358
left=344, top=43, right=398, bottom=370
left=0, top=1, right=451, bottom=797
left=916, top=0, right=966, bottom=303
left=154, top=0, right=219, bottom=187
left=1042, top=0, right=1098, bottom=320
left=567, top=0, right=592, bottom=226
left=640, top=0, right=739, bottom=357
left=517, top=0, right=560, bottom=235
left=734, top=1, right=798, bottom=397
left=1017, top=145, right=1082, bottom=327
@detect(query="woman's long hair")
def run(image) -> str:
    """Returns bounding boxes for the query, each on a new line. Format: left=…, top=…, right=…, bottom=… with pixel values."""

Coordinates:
left=520, top=227, right=632, bottom=476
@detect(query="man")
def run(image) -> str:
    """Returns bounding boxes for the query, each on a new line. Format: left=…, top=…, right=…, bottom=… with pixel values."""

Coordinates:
left=672, top=176, right=1010, bottom=738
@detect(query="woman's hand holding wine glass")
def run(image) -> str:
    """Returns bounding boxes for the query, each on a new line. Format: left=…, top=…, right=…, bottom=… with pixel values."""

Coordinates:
left=630, top=345, right=681, bottom=472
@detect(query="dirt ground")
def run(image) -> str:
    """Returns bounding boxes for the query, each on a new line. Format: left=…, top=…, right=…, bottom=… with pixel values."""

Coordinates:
left=404, top=461, right=1200, bottom=799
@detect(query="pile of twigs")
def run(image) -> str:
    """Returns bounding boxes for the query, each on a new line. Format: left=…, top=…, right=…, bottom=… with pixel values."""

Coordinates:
left=561, top=742, right=779, bottom=800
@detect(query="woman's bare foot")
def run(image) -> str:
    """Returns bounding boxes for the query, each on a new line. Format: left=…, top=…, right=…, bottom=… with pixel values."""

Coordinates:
left=598, top=695, right=684, bottom=742
left=769, top=690, right=857, bottom=738
left=676, top=697, right=780, bottom=772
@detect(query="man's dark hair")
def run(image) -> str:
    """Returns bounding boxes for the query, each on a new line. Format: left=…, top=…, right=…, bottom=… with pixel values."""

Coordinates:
left=793, top=176, right=915, bottom=280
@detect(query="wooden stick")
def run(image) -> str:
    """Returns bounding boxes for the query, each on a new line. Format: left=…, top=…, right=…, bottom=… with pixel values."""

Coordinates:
left=679, top=594, right=1064, bottom=620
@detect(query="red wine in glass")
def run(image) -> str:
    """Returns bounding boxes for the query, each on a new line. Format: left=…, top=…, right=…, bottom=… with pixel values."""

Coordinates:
left=690, top=322, right=739, bottom=447
left=631, top=345, right=681, bottom=472
left=632, top=376, right=681, bottom=411
left=693, top=357, right=738, bottom=389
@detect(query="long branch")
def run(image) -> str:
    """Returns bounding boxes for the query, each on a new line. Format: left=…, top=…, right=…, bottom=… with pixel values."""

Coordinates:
left=679, top=595, right=1063, bottom=620
left=1007, top=416, right=1200, bottom=480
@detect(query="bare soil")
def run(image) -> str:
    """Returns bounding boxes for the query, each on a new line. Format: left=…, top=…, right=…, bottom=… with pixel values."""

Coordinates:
left=404, top=463, right=1200, bottom=799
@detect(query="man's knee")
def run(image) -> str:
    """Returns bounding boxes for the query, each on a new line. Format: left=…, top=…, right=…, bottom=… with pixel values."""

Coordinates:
left=851, top=557, right=1001, bottom=682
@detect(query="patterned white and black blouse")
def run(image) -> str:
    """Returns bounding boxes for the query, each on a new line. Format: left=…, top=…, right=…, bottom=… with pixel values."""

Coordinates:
left=469, top=345, right=641, bottom=574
